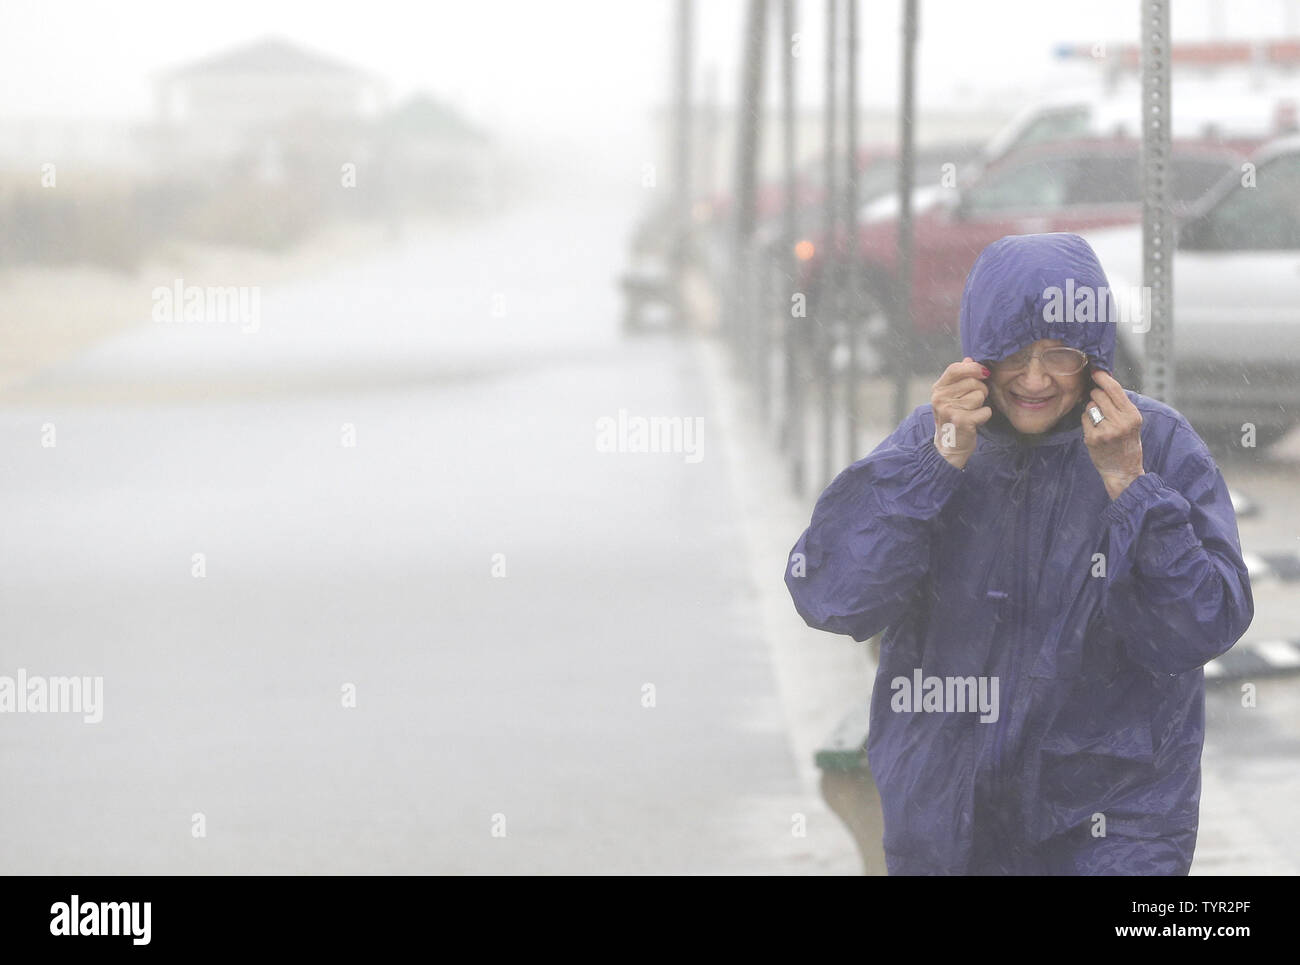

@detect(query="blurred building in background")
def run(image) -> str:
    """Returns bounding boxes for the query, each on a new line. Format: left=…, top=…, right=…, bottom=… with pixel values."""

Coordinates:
left=0, top=36, right=504, bottom=272
left=148, top=36, right=389, bottom=183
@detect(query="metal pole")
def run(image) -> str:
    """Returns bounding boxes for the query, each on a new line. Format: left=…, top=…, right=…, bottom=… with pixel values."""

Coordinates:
left=701, top=64, right=719, bottom=232
left=756, top=238, right=775, bottom=408
left=821, top=0, right=838, bottom=487
left=781, top=0, right=804, bottom=494
left=1141, top=0, right=1174, bottom=405
left=732, top=0, right=768, bottom=361
left=894, top=0, right=918, bottom=428
left=843, top=0, right=859, bottom=464
left=672, top=0, right=694, bottom=332
left=755, top=0, right=773, bottom=415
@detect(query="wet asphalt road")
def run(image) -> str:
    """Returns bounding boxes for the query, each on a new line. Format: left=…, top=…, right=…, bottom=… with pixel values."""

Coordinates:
left=0, top=177, right=815, bottom=874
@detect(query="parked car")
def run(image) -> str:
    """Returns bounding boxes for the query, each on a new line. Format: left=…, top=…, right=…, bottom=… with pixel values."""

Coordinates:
left=800, top=136, right=1247, bottom=373
left=980, top=80, right=1281, bottom=177
left=747, top=142, right=982, bottom=256
left=697, top=142, right=980, bottom=233
left=978, top=38, right=1300, bottom=181
left=1081, top=133, right=1300, bottom=448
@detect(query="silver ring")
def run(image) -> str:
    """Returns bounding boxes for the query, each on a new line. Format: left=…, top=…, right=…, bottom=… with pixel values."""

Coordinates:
left=1088, top=406, right=1105, bottom=426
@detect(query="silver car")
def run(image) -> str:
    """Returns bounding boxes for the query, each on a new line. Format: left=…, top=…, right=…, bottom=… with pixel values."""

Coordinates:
left=1082, top=133, right=1300, bottom=449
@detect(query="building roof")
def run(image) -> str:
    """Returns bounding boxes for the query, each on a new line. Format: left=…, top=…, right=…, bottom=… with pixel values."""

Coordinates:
left=162, top=37, right=370, bottom=79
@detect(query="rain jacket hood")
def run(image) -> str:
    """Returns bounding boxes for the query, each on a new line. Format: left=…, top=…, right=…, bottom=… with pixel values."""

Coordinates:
left=960, top=232, right=1117, bottom=373
left=785, top=233, right=1254, bottom=875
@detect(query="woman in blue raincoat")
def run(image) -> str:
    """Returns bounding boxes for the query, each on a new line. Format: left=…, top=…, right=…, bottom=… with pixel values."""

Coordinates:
left=785, top=233, right=1253, bottom=875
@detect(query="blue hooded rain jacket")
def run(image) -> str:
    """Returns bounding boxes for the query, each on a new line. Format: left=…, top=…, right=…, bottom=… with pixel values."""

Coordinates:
left=785, top=233, right=1253, bottom=875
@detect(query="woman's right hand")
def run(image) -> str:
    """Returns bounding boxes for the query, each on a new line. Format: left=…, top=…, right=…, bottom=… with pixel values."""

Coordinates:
left=931, top=357, right=993, bottom=469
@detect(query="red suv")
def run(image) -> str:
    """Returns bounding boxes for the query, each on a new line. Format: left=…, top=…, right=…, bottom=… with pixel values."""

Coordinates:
left=801, top=137, right=1251, bottom=372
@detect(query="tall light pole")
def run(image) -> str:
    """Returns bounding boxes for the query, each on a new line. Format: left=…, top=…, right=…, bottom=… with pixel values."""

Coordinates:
left=1141, top=0, right=1174, bottom=406
left=732, top=0, right=768, bottom=358
left=893, top=0, right=918, bottom=429
left=843, top=0, right=860, bottom=464
left=781, top=0, right=804, bottom=494
left=820, top=0, right=838, bottom=487
left=671, top=0, right=694, bottom=332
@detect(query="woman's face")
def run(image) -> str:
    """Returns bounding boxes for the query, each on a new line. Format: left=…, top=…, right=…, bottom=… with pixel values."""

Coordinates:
left=986, top=338, right=1089, bottom=435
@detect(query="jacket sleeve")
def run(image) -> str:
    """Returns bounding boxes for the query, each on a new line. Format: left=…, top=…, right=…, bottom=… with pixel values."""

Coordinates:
left=784, top=406, right=967, bottom=642
left=1099, top=422, right=1254, bottom=675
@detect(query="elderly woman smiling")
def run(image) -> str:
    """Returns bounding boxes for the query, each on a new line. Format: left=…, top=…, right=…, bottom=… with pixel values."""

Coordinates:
left=785, top=233, right=1254, bottom=876
left=940, top=336, right=1146, bottom=500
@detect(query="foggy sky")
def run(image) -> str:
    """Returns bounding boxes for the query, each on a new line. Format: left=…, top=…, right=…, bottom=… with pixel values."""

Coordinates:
left=0, top=1, right=1296, bottom=163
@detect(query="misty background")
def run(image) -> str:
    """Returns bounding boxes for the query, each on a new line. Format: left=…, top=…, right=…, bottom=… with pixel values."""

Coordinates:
left=1, top=0, right=1298, bottom=875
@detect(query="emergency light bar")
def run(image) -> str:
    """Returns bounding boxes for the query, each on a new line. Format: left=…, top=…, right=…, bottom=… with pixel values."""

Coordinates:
left=1053, top=39, right=1300, bottom=70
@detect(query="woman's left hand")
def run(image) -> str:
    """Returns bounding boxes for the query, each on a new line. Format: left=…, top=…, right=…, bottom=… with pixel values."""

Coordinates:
left=1082, top=369, right=1146, bottom=500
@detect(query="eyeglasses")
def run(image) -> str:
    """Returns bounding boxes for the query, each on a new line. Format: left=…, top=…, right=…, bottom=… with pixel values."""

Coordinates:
left=991, top=346, right=1089, bottom=377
